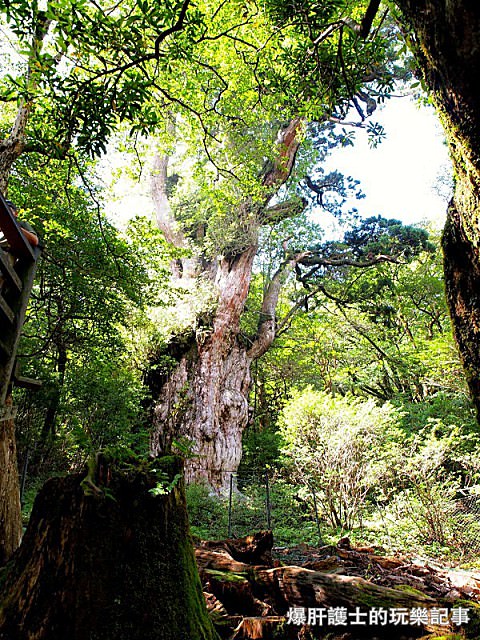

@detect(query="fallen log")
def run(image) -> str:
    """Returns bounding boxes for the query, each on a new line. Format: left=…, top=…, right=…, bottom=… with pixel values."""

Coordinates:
left=196, top=548, right=254, bottom=574
left=196, top=552, right=441, bottom=638
left=254, top=565, right=434, bottom=611
left=194, top=534, right=480, bottom=638
left=196, top=546, right=434, bottom=610
left=198, top=531, right=273, bottom=566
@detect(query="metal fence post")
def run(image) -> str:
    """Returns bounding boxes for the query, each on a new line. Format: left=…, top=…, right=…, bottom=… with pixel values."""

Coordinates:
left=265, top=471, right=272, bottom=530
left=310, top=483, right=324, bottom=546
left=228, top=473, right=233, bottom=538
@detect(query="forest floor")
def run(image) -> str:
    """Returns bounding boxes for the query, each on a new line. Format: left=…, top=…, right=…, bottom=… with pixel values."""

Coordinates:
left=273, top=538, right=480, bottom=601
left=195, top=532, right=480, bottom=639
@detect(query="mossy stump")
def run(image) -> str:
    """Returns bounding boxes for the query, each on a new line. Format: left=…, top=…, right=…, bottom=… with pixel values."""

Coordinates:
left=0, top=455, right=219, bottom=640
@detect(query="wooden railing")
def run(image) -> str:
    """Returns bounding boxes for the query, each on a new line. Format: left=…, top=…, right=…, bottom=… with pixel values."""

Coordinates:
left=0, top=192, right=42, bottom=411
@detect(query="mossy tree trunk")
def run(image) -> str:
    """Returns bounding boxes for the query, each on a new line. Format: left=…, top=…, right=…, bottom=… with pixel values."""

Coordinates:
left=150, top=245, right=258, bottom=492
left=0, top=456, right=219, bottom=640
left=393, top=1, right=480, bottom=418
left=150, top=120, right=303, bottom=492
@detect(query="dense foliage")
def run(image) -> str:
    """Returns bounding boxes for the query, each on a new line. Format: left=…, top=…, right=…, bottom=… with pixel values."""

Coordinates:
left=0, top=0, right=477, bottom=569
left=188, top=234, right=480, bottom=560
left=7, top=154, right=175, bottom=505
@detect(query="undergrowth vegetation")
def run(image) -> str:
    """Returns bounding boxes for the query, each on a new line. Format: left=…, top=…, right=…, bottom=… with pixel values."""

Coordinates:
left=187, top=388, right=480, bottom=564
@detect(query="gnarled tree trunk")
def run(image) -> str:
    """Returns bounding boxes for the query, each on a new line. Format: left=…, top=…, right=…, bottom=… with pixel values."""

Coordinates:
left=150, top=246, right=258, bottom=490
left=393, top=1, right=480, bottom=419
left=149, top=121, right=303, bottom=492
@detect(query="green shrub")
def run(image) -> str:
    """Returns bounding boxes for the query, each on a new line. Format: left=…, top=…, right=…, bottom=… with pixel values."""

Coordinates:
left=185, top=483, right=229, bottom=540
left=279, top=388, right=404, bottom=529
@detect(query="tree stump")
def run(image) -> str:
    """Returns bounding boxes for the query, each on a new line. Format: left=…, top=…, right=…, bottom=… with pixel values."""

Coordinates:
left=0, top=455, right=219, bottom=640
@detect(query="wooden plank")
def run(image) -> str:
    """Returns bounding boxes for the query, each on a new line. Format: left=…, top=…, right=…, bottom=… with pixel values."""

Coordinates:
left=0, top=192, right=35, bottom=261
left=13, top=376, right=43, bottom=390
left=0, top=293, right=14, bottom=324
left=0, top=248, right=22, bottom=293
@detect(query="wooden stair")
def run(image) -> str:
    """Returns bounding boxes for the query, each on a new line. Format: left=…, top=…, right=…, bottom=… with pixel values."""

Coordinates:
left=0, top=192, right=42, bottom=410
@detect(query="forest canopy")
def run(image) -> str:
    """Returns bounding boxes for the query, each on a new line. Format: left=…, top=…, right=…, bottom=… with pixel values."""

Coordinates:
left=2, top=5, right=480, bottom=639
left=0, top=0, right=469, bottom=513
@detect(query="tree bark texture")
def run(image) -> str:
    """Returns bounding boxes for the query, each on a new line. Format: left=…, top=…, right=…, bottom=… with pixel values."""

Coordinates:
left=150, top=121, right=302, bottom=491
left=0, top=397, right=22, bottom=567
left=0, top=456, right=219, bottom=640
left=0, top=141, right=24, bottom=194
left=393, top=1, right=480, bottom=418
left=150, top=246, right=258, bottom=491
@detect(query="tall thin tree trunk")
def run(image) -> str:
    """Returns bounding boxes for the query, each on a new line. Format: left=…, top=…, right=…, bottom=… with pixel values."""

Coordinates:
left=40, top=342, right=67, bottom=445
left=0, top=395, right=22, bottom=566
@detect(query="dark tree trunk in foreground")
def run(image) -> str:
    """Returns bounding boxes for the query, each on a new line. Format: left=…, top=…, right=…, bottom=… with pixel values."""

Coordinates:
left=0, top=397, right=22, bottom=566
left=393, top=1, right=480, bottom=418
left=0, top=456, right=219, bottom=640
left=150, top=120, right=303, bottom=492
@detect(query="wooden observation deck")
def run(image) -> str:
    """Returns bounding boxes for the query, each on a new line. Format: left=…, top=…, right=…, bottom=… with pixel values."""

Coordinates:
left=0, top=192, right=42, bottom=416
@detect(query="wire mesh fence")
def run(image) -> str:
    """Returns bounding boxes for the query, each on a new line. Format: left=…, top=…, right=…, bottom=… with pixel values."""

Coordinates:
left=186, top=469, right=326, bottom=546
left=450, top=487, right=480, bottom=554
left=187, top=470, right=480, bottom=558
